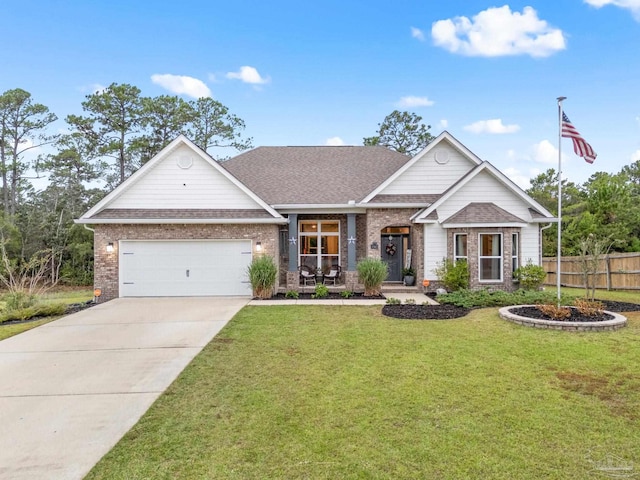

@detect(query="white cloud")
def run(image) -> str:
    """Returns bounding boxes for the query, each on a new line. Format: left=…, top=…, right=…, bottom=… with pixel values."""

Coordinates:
left=438, top=119, right=449, bottom=130
left=395, top=96, right=434, bottom=108
left=325, top=136, right=345, bottom=146
left=431, top=6, right=566, bottom=57
left=151, top=74, right=211, bottom=98
left=584, top=0, right=640, bottom=20
left=532, top=140, right=562, bottom=164
left=226, top=66, right=270, bottom=84
left=503, top=167, right=534, bottom=190
left=411, top=27, right=425, bottom=41
left=464, top=119, right=520, bottom=134
left=631, top=149, right=640, bottom=161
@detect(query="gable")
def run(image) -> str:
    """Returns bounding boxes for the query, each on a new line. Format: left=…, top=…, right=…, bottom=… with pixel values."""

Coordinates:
left=437, top=170, right=536, bottom=223
left=78, top=136, right=284, bottom=223
left=378, top=142, right=476, bottom=196
left=108, top=143, right=263, bottom=210
left=362, top=132, right=482, bottom=203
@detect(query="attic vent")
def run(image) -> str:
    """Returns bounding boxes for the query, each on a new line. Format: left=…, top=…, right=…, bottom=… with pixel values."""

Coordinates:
left=177, top=156, right=193, bottom=169
left=434, top=149, right=449, bottom=165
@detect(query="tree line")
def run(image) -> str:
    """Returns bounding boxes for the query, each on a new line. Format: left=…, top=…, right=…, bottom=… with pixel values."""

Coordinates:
left=0, top=84, right=252, bottom=284
left=0, top=85, right=637, bottom=287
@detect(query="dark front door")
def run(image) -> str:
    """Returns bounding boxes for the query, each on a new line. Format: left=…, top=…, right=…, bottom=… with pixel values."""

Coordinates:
left=381, top=234, right=403, bottom=281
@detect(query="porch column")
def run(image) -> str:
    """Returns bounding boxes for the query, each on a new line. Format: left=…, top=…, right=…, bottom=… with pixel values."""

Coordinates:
left=288, top=214, right=298, bottom=271
left=347, top=213, right=356, bottom=271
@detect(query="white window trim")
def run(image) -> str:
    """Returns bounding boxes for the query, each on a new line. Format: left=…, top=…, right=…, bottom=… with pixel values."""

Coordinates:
left=454, top=233, right=467, bottom=263
left=512, top=232, right=519, bottom=273
left=478, top=233, right=503, bottom=282
left=298, top=220, right=341, bottom=269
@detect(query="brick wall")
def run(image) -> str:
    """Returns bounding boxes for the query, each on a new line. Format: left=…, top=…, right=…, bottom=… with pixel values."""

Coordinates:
left=94, top=223, right=279, bottom=301
left=366, top=208, right=424, bottom=281
left=445, top=227, right=520, bottom=292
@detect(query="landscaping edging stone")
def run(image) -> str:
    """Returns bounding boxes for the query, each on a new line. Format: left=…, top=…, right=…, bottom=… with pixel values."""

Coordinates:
left=499, top=305, right=628, bottom=331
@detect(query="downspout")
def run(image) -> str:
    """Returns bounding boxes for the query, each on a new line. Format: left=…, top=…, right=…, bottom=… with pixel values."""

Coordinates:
left=83, top=224, right=95, bottom=233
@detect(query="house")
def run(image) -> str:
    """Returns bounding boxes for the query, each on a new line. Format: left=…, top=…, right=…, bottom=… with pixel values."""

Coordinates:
left=76, top=132, right=556, bottom=300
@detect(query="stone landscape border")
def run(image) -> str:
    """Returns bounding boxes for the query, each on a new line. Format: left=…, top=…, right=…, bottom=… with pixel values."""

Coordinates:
left=499, top=305, right=627, bottom=331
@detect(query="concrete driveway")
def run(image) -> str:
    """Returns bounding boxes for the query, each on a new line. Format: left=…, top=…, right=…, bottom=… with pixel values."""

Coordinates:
left=0, top=296, right=249, bottom=480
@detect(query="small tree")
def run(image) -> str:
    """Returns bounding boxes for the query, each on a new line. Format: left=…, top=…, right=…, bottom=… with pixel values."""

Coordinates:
left=577, top=234, right=610, bottom=300
left=356, top=258, right=388, bottom=296
left=247, top=255, right=277, bottom=299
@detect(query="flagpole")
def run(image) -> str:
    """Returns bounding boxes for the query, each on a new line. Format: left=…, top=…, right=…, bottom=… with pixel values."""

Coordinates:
left=556, top=96, right=566, bottom=305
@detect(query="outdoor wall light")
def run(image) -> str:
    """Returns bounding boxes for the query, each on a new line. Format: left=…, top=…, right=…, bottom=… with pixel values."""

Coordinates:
left=106, top=242, right=114, bottom=253
left=256, top=241, right=262, bottom=252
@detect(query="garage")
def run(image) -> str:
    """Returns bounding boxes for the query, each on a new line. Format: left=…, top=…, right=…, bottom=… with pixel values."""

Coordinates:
left=119, top=240, right=253, bottom=297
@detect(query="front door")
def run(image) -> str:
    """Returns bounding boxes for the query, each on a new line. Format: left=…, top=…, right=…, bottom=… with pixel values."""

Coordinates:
left=381, top=234, right=403, bottom=281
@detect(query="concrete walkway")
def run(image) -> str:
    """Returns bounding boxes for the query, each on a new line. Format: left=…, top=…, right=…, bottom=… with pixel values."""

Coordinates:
left=248, top=292, right=438, bottom=306
left=0, top=297, right=249, bottom=480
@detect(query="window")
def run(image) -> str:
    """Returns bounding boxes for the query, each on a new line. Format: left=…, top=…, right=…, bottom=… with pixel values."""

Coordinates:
left=299, top=220, right=340, bottom=272
left=454, top=234, right=467, bottom=263
left=512, top=233, right=519, bottom=273
left=479, top=233, right=502, bottom=281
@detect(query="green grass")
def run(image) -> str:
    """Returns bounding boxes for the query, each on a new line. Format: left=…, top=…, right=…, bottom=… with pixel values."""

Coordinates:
left=86, top=293, right=640, bottom=480
left=0, top=288, right=93, bottom=341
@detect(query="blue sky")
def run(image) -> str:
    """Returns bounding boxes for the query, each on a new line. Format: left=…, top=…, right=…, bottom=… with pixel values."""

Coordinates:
left=3, top=0, right=640, bottom=189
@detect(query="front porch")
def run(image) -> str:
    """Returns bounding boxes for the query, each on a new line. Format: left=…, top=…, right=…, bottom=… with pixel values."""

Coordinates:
left=279, top=210, right=423, bottom=293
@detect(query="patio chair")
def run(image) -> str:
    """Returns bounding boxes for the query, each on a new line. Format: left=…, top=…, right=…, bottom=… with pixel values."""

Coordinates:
left=300, top=265, right=317, bottom=286
left=323, top=265, right=341, bottom=285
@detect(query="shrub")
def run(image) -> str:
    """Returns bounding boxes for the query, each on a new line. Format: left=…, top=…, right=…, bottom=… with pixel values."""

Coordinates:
left=433, top=259, right=469, bottom=292
left=573, top=298, right=604, bottom=316
left=404, top=298, right=416, bottom=305
left=437, top=288, right=563, bottom=309
left=0, top=302, right=66, bottom=323
left=3, top=291, right=37, bottom=311
left=357, top=258, right=388, bottom=296
left=311, top=284, right=329, bottom=299
left=340, top=290, right=354, bottom=299
left=536, top=303, right=571, bottom=320
left=285, top=290, right=299, bottom=299
left=386, top=297, right=401, bottom=305
left=513, top=262, right=547, bottom=290
left=247, top=256, right=278, bottom=299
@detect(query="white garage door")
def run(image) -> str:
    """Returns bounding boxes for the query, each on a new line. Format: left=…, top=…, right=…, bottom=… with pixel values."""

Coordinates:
left=119, top=240, right=253, bottom=297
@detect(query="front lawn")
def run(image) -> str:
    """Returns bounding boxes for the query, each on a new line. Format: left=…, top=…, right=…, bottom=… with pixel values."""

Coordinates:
left=86, top=300, right=640, bottom=479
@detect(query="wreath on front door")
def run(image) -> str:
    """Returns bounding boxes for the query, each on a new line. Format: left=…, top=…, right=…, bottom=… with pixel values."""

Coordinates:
left=385, top=242, right=397, bottom=256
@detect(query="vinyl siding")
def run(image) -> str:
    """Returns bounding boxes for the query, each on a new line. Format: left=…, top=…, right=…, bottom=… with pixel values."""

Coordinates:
left=521, top=225, right=541, bottom=265
left=379, top=143, right=475, bottom=195
left=438, top=170, right=532, bottom=222
left=423, top=223, right=447, bottom=280
left=109, top=144, right=263, bottom=210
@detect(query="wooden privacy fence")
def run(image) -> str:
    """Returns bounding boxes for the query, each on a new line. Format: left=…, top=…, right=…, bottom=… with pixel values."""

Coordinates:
left=542, top=252, right=640, bottom=291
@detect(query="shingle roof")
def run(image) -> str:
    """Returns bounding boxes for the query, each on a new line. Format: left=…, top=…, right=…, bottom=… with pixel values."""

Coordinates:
left=222, top=146, right=411, bottom=205
left=92, top=209, right=275, bottom=219
left=443, top=203, right=525, bottom=224
left=369, top=194, right=441, bottom=204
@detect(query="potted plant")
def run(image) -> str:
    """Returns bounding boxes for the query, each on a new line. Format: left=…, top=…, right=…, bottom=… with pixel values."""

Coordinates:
left=402, top=267, right=416, bottom=286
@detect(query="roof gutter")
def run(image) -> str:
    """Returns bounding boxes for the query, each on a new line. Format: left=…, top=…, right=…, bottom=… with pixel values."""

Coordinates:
left=74, top=218, right=289, bottom=225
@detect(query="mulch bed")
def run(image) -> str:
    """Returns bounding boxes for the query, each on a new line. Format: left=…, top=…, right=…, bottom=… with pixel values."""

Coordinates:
left=382, top=304, right=471, bottom=320
left=269, top=292, right=385, bottom=301
left=381, top=298, right=640, bottom=321
left=510, top=306, right=615, bottom=323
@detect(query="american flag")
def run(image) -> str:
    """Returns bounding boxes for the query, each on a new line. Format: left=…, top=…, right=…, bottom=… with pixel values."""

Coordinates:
left=561, top=112, right=596, bottom=164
